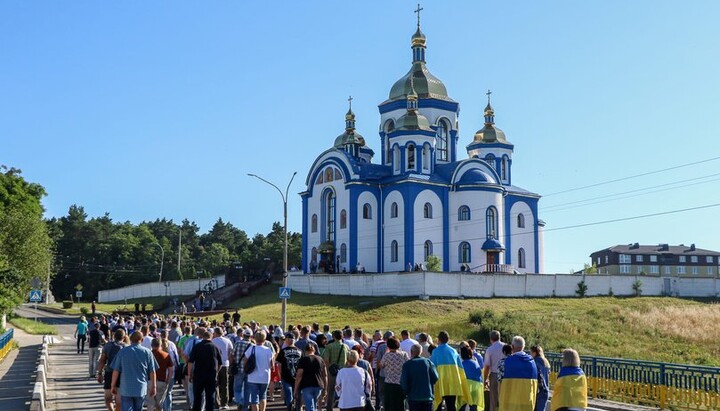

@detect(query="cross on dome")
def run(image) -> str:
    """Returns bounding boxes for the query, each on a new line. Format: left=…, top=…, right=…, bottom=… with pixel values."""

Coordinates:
left=415, top=3, right=423, bottom=28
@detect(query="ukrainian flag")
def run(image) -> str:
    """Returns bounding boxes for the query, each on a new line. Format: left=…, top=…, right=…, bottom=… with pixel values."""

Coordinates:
left=499, top=352, right=538, bottom=411
left=430, top=344, right=470, bottom=410
left=458, top=359, right=484, bottom=411
left=550, top=366, right=587, bottom=411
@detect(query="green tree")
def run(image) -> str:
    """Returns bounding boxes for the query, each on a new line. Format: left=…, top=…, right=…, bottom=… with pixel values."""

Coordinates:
left=426, top=255, right=441, bottom=271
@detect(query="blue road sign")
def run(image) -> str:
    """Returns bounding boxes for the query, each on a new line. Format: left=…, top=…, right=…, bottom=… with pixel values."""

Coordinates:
left=279, top=287, right=291, bottom=299
left=29, top=290, right=42, bottom=303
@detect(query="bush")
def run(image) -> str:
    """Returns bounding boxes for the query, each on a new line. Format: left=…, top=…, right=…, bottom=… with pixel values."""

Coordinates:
left=79, top=307, right=89, bottom=315
left=62, top=301, right=73, bottom=309
left=576, top=280, right=588, bottom=298
left=426, top=255, right=442, bottom=272
left=632, top=280, right=643, bottom=297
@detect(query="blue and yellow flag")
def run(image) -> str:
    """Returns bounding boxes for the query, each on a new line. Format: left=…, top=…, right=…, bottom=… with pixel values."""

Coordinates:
left=458, top=359, right=484, bottom=411
left=430, top=344, right=470, bottom=410
left=550, top=366, right=587, bottom=411
left=499, top=352, right=538, bottom=411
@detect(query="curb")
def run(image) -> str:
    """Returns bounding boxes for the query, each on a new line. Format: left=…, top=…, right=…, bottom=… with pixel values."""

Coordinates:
left=29, top=335, right=56, bottom=411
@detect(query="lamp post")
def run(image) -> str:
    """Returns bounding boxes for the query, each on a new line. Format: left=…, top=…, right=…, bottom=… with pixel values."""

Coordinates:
left=248, top=171, right=297, bottom=331
left=153, top=243, right=164, bottom=283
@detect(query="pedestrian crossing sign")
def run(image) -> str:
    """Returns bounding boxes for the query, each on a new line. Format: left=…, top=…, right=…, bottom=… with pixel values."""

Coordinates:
left=29, top=290, right=42, bottom=303
left=279, top=287, right=291, bottom=299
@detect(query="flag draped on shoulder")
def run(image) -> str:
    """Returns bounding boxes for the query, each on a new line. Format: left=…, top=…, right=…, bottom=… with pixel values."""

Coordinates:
left=499, top=352, right=538, bottom=411
left=550, top=366, right=587, bottom=411
left=430, top=344, right=470, bottom=411
left=458, top=359, right=484, bottom=411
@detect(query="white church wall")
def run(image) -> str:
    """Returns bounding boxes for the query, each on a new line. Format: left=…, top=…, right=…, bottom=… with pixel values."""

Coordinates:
left=289, top=272, right=720, bottom=299
left=357, top=191, right=378, bottom=272
left=306, top=196, right=322, bottom=263
left=384, top=190, right=406, bottom=272
left=448, top=190, right=504, bottom=271
left=509, top=201, right=535, bottom=273
left=413, top=190, right=444, bottom=266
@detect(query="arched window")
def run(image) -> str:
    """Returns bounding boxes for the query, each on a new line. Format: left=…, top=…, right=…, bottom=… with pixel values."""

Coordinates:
left=517, top=213, right=525, bottom=228
left=485, top=155, right=495, bottom=166
left=311, top=247, right=317, bottom=262
left=311, top=214, right=318, bottom=233
left=423, top=202, right=433, bottom=219
left=393, top=147, right=400, bottom=172
left=390, top=240, right=399, bottom=262
left=518, top=248, right=526, bottom=269
left=424, top=240, right=433, bottom=261
left=501, top=158, right=507, bottom=180
left=407, top=144, right=415, bottom=170
left=363, top=203, right=372, bottom=219
left=390, top=202, right=399, bottom=218
left=334, top=168, right=342, bottom=180
left=340, top=243, right=347, bottom=263
left=459, top=242, right=471, bottom=264
left=458, top=205, right=471, bottom=221
left=422, top=145, right=430, bottom=170
left=315, top=173, right=323, bottom=185
left=340, top=209, right=347, bottom=229
left=486, top=207, right=497, bottom=239
left=325, top=190, right=336, bottom=241
left=325, top=168, right=334, bottom=182
left=436, top=120, right=448, bottom=161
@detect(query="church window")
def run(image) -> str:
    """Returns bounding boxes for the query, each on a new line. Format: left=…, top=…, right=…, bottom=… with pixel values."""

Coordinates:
left=334, top=168, right=342, bottom=180
left=407, top=144, right=416, bottom=170
left=423, top=202, right=433, bottom=219
left=459, top=242, right=471, bottom=264
left=501, top=158, right=507, bottom=180
left=340, top=209, right=347, bottom=229
left=517, top=213, right=525, bottom=228
left=518, top=248, right=526, bottom=269
left=391, top=240, right=399, bottom=262
left=393, top=148, right=400, bottom=172
left=422, top=145, right=430, bottom=170
left=325, top=168, right=334, bottom=182
left=436, top=120, right=448, bottom=161
left=384, top=119, right=395, bottom=133
left=316, top=173, right=323, bottom=185
left=311, top=214, right=318, bottom=233
left=424, top=240, right=433, bottom=261
left=390, top=202, right=399, bottom=218
left=486, top=207, right=497, bottom=239
left=485, top=155, right=495, bottom=166
left=311, top=247, right=317, bottom=262
left=458, top=206, right=471, bottom=221
left=340, top=243, right=347, bottom=263
left=363, top=203, right=372, bottom=219
left=325, top=191, right=336, bottom=242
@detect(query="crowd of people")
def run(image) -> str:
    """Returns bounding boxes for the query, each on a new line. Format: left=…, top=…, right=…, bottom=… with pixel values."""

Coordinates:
left=76, top=313, right=589, bottom=411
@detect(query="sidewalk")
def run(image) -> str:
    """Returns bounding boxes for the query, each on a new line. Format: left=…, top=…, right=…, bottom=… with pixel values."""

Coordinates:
left=0, top=327, right=43, bottom=410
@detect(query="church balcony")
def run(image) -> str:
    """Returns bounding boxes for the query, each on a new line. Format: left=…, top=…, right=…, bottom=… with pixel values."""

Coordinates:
left=471, top=263, right=516, bottom=274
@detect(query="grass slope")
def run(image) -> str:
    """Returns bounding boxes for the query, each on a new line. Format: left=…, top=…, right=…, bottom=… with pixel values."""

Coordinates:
left=223, top=285, right=720, bottom=366
left=10, top=317, right=58, bottom=335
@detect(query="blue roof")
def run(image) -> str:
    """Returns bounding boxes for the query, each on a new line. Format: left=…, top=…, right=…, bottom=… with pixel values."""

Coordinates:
left=481, top=238, right=505, bottom=250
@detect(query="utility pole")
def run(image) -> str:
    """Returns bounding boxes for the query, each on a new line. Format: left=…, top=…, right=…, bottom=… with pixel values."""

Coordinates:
left=177, top=229, right=182, bottom=279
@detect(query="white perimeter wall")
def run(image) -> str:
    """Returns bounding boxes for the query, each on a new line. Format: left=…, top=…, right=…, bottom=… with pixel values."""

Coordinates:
left=289, top=272, right=720, bottom=298
left=98, top=275, right=225, bottom=303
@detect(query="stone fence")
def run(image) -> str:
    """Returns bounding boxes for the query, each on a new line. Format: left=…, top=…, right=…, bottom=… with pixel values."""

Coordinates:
left=98, top=275, right=225, bottom=302
left=288, top=271, right=720, bottom=298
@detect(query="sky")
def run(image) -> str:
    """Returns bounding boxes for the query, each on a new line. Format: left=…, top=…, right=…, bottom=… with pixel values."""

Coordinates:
left=2, top=1, right=720, bottom=274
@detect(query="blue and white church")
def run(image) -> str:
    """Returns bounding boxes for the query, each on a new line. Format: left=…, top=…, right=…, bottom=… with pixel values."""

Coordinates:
left=301, top=19, right=545, bottom=275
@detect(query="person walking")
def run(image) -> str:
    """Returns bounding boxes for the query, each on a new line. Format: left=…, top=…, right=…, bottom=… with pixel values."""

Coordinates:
left=188, top=329, right=223, bottom=411
left=429, top=331, right=470, bottom=411
left=550, top=349, right=587, bottom=411
left=232, top=328, right=254, bottom=411
left=483, top=330, right=503, bottom=411
left=276, top=333, right=302, bottom=411
left=96, top=329, right=126, bottom=411
left=147, top=338, right=174, bottom=411
left=400, top=344, right=439, bottom=411
left=75, top=315, right=89, bottom=354
left=458, top=346, right=484, bottom=411
left=335, top=350, right=373, bottom=411
left=294, top=344, right=328, bottom=411
left=88, top=322, right=106, bottom=377
left=322, top=330, right=348, bottom=411
left=530, top=346, right=550, bottom=411
left=244, top=330, right=275, bottom=411
left=379, top=336, right=409, bottom=411
left=399, top=330, right=418, bottom=355
left=109, top=331, right=159, bottom=411
left=213, top=326, right=235, bottom=409
left=498, top=336, right=538, bottom=411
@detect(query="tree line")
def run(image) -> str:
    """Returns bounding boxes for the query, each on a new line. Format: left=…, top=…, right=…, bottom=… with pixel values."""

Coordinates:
left=0, top=166, right=302, bottom=312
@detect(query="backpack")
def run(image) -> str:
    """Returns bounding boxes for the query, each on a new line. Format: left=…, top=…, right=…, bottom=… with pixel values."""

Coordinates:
left=104, top=342, right=123, bottom=373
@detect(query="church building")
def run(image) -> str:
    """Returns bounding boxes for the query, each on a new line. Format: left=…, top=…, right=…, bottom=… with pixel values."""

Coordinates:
left=300, top=14, right=544, bottom=274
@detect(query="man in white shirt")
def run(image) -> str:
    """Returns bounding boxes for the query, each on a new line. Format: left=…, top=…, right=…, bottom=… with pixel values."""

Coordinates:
left=342, top=328, right=358, bottom=349
left=399, top=330, right=418, bottom=355
left=141, top=325, right=154, bottom=349
left=483, top=330, right=504, bottom=411
left=212, top=327, right=234, bottom=409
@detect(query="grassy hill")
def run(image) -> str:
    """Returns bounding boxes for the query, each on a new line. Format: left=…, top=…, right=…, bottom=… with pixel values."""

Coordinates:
left=221, top=284, right=720, bottom=366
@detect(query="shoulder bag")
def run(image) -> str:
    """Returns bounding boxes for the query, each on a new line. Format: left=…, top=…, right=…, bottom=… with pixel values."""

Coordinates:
left=328, top=345, right=344, bottom=377
left=244, top=346, right=257, bottom=375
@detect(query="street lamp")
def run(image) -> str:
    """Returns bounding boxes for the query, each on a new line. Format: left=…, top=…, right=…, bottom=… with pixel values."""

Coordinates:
left=248, top=171, right=297, bottom=331
left=153, top=242, right=164, bottom=282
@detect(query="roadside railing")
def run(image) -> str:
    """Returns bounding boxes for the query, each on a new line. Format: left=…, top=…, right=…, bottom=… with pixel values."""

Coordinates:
left=0, top=328, right=13, bottom=361
left=546, top=352, right=720, bottom=410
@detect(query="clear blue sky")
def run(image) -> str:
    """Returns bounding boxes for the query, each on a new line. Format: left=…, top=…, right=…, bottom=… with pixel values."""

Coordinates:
left=2, top=1, right=719, bottom=274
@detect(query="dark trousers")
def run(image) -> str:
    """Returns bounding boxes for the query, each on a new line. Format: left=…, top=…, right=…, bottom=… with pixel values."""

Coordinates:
left=228, top=370, right=235, bottom=404
left=326, top=375, right=337, bottom=411
left=409, top=401, right=434, bottom=411
left=76, top=335, right=86, bottom=353
left=435, top=396, right=457, bottom=411
left=193, top=377, right=217, bottom=411
left=216, top=366, right=229, bottom=407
